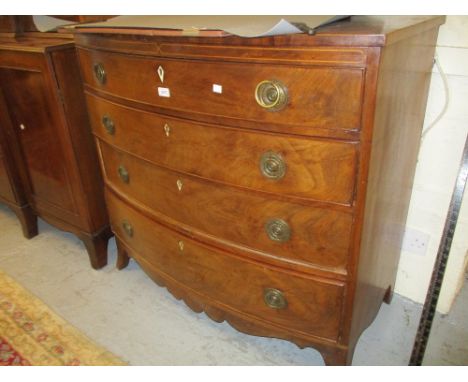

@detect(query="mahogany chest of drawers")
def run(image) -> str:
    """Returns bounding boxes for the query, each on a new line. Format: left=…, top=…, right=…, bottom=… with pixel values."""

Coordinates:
left=75, top=16, right=444, bottom=365
left=0, top=36, right=111, bottom=268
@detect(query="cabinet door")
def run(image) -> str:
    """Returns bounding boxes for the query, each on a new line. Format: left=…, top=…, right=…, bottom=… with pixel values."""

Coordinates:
left=0, top=91, right=23, bottom=206
left=0, top=143, right=16, bottom=203
left=0, top=68, right=77, bottom=215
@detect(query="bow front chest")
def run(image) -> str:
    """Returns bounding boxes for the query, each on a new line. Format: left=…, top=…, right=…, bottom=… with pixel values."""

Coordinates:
left=75, top=16, right=444, bottom=365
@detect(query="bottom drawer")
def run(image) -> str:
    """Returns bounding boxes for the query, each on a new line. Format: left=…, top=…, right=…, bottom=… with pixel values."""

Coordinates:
left=107, top=190, right=345, bottom=341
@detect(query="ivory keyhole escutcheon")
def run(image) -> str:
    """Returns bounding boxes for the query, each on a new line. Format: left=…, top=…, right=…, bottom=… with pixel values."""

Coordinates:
left=157, top=65, right=164, bottom=83
left=164, top=123, right=171, bottom=137
left=177, top=179, right=183, bottom=191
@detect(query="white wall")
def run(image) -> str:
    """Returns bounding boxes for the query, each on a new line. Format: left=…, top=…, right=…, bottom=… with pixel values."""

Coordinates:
left=394, top=16, right=468, bottom=314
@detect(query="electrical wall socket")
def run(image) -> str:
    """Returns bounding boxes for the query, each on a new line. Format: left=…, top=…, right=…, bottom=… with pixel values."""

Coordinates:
left=402, top=227, right=431, bottom=256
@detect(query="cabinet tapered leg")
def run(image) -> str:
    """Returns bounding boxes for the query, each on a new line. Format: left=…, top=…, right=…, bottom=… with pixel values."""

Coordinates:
left=80, top=228, right=113, bottom=270
left=116, top=238, right=130, bottom=270
left=13, top=204, right=38, bottom=239
left=383, top=285, right=394, bottom=304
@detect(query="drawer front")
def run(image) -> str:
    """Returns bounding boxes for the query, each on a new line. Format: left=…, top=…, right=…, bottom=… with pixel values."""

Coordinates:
left=99, top=142, right=353, bottom=272
left=107, top=190, right=345, bottom=341
left=79, top=48, right=363, bottom=133
left=88, top=95, right=358, bottom=205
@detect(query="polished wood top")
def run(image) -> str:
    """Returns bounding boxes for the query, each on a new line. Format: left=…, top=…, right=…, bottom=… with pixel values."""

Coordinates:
left=73, top=16, right=445, bottom=47
left=316, top=16, right=445, bottom=45
left=0, top=36, right=73, bottom=53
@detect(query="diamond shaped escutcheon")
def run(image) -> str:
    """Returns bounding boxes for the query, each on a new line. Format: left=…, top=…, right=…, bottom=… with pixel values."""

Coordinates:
left=157, top=65, right=164, bottom=83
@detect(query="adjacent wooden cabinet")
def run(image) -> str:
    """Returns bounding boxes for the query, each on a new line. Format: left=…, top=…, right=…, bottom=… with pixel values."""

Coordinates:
left=0, top=95, right=37, bottom=238
left=75, top=16, right=444, bottom=365
left=0, top=36, right=110, bottom=269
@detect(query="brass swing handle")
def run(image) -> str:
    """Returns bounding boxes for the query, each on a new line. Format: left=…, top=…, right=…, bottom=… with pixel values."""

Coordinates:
left=255, top=80, right=288, bottom=111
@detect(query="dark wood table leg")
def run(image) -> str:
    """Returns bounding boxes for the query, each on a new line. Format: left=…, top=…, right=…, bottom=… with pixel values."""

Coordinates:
left=13, top=204, right=38, bottom=239
left=116, top=237, right=130, bottom=270
left=80, top=227, right=113, bottom=270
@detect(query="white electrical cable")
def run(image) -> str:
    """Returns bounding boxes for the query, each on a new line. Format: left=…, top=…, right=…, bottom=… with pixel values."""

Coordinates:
left=421, top=54, right=450, bottom=139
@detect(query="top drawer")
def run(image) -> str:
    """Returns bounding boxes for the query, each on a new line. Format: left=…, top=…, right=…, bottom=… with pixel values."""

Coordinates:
left=78, top=48, right=364, bottom=135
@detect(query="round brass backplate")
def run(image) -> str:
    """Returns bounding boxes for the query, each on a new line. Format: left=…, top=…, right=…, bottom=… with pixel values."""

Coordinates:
left=264, top=288, right=287, bottom=309
left=93, top=63, right=106, bottom=85
left=102, top=115, right=115, bottom=135
left=265, top=218, right=291, bottom=242
left=260, top=151, right=286, bottom=180
left=118, top=165, right=130, bottom=184
left=122, top=220, right=133, bottom=237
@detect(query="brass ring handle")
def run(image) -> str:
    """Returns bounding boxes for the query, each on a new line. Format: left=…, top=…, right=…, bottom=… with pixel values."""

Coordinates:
left=118, top=165, right=130, bottom=184
left=265, top=218, right=291, bottom=242
left=122, top=220, right=133, bottom=237
left=255, top=80, right=288, bottom=111
left=93, top=63, right=106, bottom=85
left=102, top=115, right=115, bottom=135
left=260, top=151, right=286, bottom=180
left=264, top=288, right=287, bottom=309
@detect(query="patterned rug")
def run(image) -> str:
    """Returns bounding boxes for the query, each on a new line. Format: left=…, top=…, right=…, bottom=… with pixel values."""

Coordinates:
left=0, top=269, right=126, bottom=366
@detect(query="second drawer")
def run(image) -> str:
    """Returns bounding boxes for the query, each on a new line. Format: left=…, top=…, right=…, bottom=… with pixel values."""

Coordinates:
left=99, top=141, right=353, bottom=273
